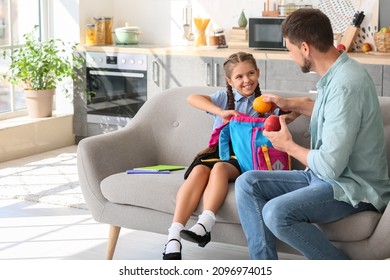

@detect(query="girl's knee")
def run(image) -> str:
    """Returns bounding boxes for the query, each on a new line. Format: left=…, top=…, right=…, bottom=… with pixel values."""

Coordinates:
left=189, top=165, right=210, bottom=177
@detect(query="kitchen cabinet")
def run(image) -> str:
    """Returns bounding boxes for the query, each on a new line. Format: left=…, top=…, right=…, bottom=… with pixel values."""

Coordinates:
left=164, top=55, right=267, bottom=91
left=265, top=59, right=320, bottom=93
left=264, top=60, right=384, bottom=96
left=147, top=54, right=267, bottom=98
left=164, top=55, right=225, bottom=89
left=362, top=64, right=383, bottom=96
left=147, top=54, right=165, bottom=99
left=255, top=59, right=267, bottom=91
left=146, top=51, right=388, bottom=98
left=147, top=55, right=223, bottom=99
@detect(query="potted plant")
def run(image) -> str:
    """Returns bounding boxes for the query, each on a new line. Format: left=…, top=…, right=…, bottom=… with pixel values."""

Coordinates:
left=3, top=25, right=84, bottom=118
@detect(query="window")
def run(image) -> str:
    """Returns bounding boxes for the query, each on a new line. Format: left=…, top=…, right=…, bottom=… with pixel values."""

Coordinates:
left=0, top=0, right=42, bottom=118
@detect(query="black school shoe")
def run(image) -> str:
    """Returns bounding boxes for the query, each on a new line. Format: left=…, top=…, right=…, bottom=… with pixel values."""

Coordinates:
left=180, top=223, right=211, bottom=248
left=162, top=239, right=182, bottom=260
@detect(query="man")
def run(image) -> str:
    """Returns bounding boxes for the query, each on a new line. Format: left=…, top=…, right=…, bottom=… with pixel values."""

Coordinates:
left=235, top=9, right=390, bottom=260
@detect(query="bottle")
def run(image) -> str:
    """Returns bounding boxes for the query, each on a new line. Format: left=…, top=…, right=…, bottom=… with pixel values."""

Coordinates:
left=86, top=24, right=96, bottom=45
left=94, top=17, right=105, bottom=45
left=104, top=17, right=113, bottom=45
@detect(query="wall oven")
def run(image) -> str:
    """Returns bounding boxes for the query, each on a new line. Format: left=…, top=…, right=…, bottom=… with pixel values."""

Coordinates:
left=86, top=51, right=147, bottom=127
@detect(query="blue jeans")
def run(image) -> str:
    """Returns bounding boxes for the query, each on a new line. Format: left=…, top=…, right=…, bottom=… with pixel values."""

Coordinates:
left=235, top=169, right=375, bottom=260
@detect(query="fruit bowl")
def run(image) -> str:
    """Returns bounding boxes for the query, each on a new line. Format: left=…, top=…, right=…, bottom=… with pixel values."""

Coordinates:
left=374, top=32, right=390, bottom=52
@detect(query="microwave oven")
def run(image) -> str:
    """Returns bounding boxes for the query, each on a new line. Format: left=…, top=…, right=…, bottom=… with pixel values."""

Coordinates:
left=248, top=17, right=287, bottom=50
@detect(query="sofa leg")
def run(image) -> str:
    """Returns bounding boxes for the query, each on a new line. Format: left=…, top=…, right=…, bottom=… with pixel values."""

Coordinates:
left=107, top=225, right=121, bottom=260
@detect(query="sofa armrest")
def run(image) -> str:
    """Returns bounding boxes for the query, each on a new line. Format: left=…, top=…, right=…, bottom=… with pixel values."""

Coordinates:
left=369, top=201, right=390, bottom=259
left=77, top=122, right=157, bottom=215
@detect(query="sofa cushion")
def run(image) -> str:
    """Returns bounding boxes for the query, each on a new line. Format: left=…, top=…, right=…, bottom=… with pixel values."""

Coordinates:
left=100, top=169, right=240, bottom=224
left=318, top=210, right=382, bottom=241
left=101, top=168, right=382, bottom=241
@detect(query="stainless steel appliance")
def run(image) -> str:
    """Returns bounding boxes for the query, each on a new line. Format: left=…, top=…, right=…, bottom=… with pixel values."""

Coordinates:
left=86, top=51, right=147, bottom=127
left=248, top=17, right=286, bottom=50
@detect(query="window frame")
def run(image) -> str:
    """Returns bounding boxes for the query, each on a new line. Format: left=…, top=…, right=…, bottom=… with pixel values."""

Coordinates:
left=0, top=0, right=49, bottom=120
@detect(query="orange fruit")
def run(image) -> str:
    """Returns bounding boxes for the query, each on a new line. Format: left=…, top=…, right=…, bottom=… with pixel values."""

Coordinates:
left=253, top=96, right=272, bottom=113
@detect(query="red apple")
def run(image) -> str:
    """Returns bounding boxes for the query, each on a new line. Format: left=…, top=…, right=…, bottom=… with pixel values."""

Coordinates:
left=336, top=43, right=346, bottom=51
left=361, top=42, right=372, bottom=53
left=264, top=115, right=281, bottom=132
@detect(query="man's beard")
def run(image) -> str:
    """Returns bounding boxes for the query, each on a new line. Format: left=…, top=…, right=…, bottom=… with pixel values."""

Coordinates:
left=300, top=57, right=311, bottom=73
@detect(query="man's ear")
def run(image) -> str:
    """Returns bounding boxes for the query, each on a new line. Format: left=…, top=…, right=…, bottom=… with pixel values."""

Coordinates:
left=301, top=42, right=309, bottom=51
left=301, top=42, right=310, bottom=56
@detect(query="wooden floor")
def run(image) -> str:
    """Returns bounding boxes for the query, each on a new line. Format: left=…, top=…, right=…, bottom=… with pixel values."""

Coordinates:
left=0, top=146, right=305, bottom=261
left=0, top=198, right=252, bottom=260
left=0, top=146, right=251, bottom=260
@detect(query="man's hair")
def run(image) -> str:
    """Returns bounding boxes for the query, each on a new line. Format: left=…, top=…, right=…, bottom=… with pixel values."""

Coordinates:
left=281, top=9, right=334, bottom=52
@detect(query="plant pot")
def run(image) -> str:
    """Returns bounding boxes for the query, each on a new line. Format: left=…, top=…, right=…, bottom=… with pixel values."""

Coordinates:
left=24, top=89, right=55, bottom=118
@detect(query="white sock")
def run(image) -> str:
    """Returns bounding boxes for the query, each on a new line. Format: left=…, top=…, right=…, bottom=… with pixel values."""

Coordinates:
left=189, top=210, right=216, bottom=235
left=165, top=222, right=184, bottom=254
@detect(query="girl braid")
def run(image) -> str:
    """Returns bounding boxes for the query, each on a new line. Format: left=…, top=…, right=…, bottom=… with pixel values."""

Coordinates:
left=226, top=82, right=235, bottom=110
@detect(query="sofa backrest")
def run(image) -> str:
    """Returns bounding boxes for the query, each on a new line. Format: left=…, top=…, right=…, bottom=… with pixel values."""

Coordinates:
left=134, top=86, right=390, bottom=174
left=132, top=86, right=216, bottom=166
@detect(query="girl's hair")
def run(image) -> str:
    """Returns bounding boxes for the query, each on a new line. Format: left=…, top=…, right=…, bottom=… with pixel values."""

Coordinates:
left=223, top=52, right=262, bottom=110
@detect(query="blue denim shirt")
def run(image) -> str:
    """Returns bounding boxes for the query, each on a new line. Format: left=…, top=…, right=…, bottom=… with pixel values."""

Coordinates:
left=308, top=52, right=390, bottom=211
left=210, top=89, right=258, bottom=129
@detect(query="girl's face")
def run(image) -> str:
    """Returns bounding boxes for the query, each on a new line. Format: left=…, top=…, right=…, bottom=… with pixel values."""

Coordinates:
left=226, top=61, right=260, bottom=98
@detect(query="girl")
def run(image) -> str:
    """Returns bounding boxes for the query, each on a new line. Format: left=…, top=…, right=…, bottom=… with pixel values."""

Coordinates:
left=163, top=52, right=262, bottom=260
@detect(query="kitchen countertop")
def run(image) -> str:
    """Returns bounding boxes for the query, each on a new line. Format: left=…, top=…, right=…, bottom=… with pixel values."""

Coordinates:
left=78, top=43, right=390, bottom=65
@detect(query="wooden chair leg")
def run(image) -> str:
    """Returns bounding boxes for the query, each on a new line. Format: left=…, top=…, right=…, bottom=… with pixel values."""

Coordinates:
left=107, top=225, right=121, bottom=260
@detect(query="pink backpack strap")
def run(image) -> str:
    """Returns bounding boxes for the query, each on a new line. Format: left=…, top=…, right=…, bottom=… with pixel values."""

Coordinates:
left=208, top=122, right=229, bottom=147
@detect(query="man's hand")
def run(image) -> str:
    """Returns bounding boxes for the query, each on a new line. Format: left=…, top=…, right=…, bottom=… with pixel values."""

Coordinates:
left=263, top=115, right=292, bottom=152
left=264, top=114, right=310, bottom=166
left=262, top=94, right=314, bottom=118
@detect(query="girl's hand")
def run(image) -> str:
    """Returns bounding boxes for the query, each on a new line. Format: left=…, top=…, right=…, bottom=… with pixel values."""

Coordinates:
left=220, top=110, right=240, bottom=121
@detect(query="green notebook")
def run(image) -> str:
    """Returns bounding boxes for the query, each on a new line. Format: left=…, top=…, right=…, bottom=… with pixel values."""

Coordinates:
left=133, top=165, right=186, bottom=171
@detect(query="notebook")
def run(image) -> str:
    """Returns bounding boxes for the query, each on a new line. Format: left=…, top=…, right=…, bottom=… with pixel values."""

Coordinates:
left=133, top=165, right=186, bottom=171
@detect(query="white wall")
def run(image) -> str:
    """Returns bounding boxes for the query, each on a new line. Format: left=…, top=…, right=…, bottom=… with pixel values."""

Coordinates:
left=77, top=0, right=319, bottom=46
left=71, top=0, right=383, bottom=46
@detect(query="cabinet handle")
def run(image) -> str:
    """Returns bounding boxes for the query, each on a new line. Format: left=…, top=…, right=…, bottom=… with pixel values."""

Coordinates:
left=152, top=60, right=159, bottom=84
left=205, top=63, right=211, bottom=86
left=213, top=63, right=219, bottom=87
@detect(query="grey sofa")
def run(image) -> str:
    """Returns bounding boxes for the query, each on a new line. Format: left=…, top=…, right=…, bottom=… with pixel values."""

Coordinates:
left=77, top=86, right=390, bottom=260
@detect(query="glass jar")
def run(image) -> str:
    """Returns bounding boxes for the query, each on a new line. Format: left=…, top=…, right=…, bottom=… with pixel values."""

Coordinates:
left=104, top=17, right=113, bottom=45
left=94, top=17, right=105, bottom=45
left=86, top=24, right=96, bottom=45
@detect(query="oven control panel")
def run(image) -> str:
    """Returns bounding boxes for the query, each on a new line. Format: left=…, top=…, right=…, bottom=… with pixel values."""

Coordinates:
left=86, top=51, right=147, bottom=71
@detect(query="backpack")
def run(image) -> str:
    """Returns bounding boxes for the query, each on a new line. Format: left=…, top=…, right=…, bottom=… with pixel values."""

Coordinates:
left=215, top=113, right=291, bottom=172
